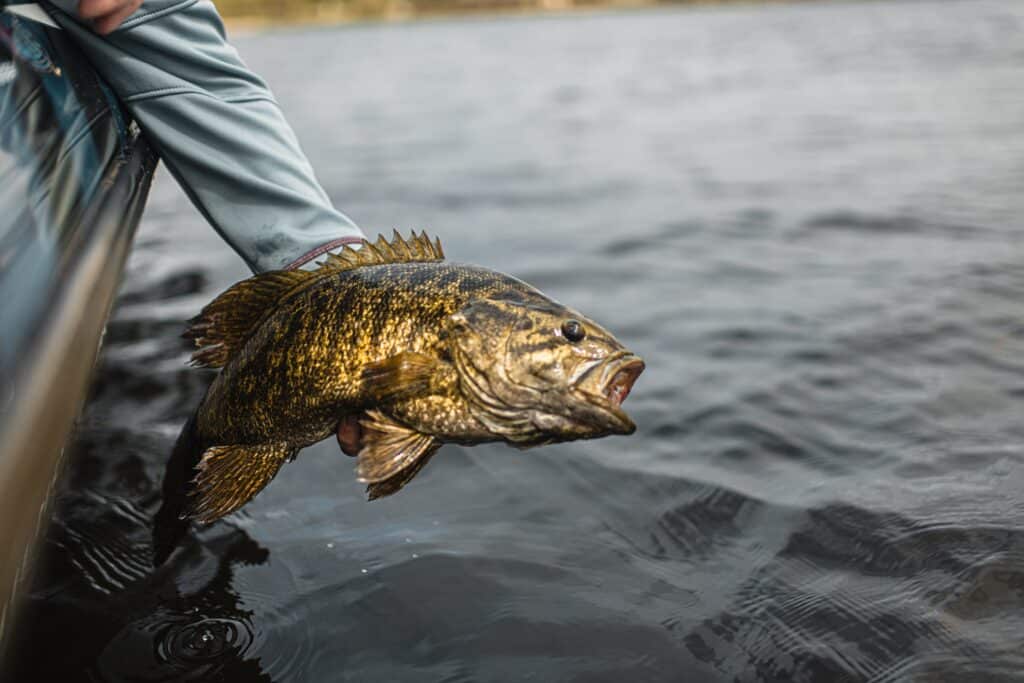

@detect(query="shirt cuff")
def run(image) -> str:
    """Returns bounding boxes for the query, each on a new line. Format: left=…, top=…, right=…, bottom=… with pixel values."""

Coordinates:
left=283, top=236, right=365, bottom=271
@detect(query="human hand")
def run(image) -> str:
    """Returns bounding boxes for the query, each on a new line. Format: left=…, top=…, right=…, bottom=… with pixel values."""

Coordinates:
left=77, top=0, right=142, bottom=35
left=336, top=414, right=363, bottom=457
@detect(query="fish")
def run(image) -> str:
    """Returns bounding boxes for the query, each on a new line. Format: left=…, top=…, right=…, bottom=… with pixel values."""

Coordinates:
left=165, top=231, right=644, bottom=528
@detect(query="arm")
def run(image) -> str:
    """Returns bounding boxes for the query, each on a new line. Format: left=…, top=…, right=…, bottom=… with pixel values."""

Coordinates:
left=44, top=0, right=365, bottom=272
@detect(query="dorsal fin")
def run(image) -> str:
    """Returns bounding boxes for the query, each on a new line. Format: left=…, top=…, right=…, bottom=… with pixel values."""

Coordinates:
left=184, top=269, right=314, bottom=368
left=317, top=230, right=444, bottom=273
left=185, top=231, right=445, bottom=368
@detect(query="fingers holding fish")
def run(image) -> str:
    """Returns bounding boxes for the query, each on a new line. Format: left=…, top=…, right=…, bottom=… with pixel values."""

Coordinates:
left=336, top=414, right=363, bottom=457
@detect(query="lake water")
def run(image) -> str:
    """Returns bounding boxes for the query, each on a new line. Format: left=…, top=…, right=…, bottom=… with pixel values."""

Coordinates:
left=7, top=0, right=1024, bottom=680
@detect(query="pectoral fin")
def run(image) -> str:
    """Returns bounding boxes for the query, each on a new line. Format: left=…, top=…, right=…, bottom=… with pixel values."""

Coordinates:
left=189, top=442, right=295, bottom=524
left=356, top=410, right=441, bottom=500
left=360, top=352, right=442, bottom=403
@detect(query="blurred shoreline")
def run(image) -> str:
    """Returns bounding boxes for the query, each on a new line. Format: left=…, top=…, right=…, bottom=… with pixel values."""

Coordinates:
left=220, top=0, right=799, bottom=31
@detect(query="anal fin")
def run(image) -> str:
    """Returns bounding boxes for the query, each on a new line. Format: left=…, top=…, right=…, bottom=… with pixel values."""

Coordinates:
left=189, top=442, right=294, bottom=524
left=356, top=410, right=441, bottom=500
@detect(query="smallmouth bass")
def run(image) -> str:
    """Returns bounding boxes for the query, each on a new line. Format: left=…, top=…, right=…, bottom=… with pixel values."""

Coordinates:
left=171, top=232, right=644, bottom=525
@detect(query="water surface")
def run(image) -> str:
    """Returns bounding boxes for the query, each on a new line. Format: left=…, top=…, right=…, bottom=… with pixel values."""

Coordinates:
left=8, top=1, right=1024, bottom=680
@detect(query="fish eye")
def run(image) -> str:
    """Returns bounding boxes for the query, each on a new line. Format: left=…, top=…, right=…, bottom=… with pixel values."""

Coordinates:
left=561, top=319, right=586, bottom=343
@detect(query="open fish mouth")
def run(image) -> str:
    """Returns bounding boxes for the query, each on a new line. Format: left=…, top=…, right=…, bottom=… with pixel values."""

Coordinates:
left=604, top=357, right=644, bottom=408
left=572, top=353, right=645, bottom=435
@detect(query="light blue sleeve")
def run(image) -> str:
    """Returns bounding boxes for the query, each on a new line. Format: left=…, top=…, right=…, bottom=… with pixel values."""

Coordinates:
left=43, top=0, right=365, bottom=272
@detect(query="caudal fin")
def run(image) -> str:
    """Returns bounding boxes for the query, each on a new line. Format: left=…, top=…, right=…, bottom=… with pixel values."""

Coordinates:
left=152, top=413, right=204, bottom=566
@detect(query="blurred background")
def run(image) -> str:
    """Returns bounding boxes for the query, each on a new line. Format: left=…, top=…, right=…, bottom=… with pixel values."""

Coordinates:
left=7, top=0, right=1024, bottom=681
left=215, top=0, right=742, bottom=26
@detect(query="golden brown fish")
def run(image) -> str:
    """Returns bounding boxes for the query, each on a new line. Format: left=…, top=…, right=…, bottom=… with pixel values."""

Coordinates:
left=174, top=232, right=644, bottom=525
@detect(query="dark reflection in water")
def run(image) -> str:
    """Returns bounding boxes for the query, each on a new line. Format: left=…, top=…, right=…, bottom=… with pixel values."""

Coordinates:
left=8, top=0, right=1024, bottom=680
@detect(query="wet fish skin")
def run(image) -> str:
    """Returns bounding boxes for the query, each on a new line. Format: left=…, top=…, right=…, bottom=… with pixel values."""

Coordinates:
left=197, top=261, right=518, bottom=446
left=180, top=232, right=644, bottom=524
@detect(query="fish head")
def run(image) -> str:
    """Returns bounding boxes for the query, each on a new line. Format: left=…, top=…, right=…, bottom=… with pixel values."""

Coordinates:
left=447, top=292, right=644, bottom=445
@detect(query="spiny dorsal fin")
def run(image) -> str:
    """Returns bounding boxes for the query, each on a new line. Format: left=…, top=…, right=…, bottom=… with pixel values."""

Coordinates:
left=184, top=269, right=314, bottom=368
left=317, top=230, right=444, bottom=273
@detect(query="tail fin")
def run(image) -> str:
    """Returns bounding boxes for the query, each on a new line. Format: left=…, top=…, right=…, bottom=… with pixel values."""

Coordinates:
left=152, top=413, right=204, bottom=566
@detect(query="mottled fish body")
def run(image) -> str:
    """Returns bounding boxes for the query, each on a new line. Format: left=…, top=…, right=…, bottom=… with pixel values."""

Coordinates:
left=177, top=232, right=644, bottom=524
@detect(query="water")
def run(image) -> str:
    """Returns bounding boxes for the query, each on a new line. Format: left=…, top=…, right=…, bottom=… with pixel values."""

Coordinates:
left=8, top=0, right=1024, bottom=680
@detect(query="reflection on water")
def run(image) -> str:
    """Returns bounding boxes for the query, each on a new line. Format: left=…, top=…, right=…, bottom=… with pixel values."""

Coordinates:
left=8, top=0, right=1024, bottom=680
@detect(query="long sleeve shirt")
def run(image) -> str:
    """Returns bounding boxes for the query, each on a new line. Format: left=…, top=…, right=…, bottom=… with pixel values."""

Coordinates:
left=43, top=0, right=365, bottom=272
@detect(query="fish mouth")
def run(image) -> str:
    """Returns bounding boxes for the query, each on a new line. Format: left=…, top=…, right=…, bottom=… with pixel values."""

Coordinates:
left=575, top=353, right=645, bottom=435
left=605, top=357, right=644, bottom=409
